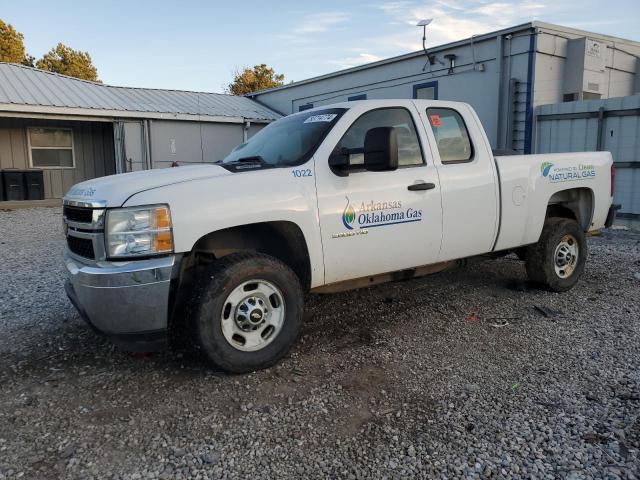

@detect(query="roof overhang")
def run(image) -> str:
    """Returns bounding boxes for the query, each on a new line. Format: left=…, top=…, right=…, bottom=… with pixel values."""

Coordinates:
left=0, top=104, right=274, bottom=124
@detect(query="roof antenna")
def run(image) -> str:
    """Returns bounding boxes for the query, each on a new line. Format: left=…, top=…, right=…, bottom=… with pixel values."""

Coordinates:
left=416, top=19, right=435, bottom=71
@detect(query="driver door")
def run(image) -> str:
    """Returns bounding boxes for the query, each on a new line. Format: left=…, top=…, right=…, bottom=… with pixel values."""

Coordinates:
left=314, top=104, right=443, bottom=285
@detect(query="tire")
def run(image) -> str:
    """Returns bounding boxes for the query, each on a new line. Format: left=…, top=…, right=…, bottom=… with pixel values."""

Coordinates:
left=525, top=217, right=587, bottom=292
left=188, top=252, right=304, bottom=373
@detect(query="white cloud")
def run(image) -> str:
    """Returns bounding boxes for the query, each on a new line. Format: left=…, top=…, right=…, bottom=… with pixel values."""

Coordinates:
left=371, top=0, right=555, bottom=52
left=293, top=11, right=350, bottom=35
left=274, top=0, right=564, bottom=81
left=326, top=52, right=384, bottom=69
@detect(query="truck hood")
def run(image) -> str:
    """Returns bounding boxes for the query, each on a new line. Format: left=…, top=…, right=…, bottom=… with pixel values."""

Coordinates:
left=64, top=164, right=231, bottom=207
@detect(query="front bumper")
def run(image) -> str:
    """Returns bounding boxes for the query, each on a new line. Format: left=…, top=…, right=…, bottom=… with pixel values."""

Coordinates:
left=64, top=251, right=177, bottom=351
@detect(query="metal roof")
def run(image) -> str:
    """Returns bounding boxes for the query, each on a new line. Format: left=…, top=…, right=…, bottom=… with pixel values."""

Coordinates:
left=0, top=63, right=280, bottom=123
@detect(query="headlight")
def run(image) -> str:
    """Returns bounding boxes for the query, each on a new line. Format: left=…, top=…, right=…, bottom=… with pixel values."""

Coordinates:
left=105, top=205, right=173, bottom=258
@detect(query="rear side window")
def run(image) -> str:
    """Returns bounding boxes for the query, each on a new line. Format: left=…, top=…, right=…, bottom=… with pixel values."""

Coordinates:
left=426, top=108, right=473, bottom=163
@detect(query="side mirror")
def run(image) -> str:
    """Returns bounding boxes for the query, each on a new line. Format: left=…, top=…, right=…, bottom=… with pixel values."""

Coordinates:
left=328, top=149, right=351, bottom=177
left=364, top=126, right=398, bottom=172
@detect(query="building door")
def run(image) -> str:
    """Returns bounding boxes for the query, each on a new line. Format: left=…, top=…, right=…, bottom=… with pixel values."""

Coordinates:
left=122, top=121, right=148, bottom=172
left=315, top=105, right=443, bottom=284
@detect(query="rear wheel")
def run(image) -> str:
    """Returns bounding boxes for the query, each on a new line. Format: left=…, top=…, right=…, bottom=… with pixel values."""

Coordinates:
left=188, top=253, right=303, bottom=373
left=525, top=217, right=587, bottom=292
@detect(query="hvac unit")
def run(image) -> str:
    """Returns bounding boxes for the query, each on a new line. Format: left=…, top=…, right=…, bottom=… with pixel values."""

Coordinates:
left=563, top=37, right=606, bottom=101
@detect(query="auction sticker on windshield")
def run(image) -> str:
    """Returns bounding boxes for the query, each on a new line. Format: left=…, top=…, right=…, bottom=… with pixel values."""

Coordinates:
left=304, top=114, right=338, bottom=123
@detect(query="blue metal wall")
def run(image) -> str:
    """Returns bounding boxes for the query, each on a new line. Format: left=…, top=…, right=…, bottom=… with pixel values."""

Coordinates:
left=535, top=95, right=640, bottom=220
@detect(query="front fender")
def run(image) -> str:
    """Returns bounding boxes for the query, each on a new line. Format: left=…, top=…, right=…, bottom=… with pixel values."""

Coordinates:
left=124, top=165, right=325, bottom=287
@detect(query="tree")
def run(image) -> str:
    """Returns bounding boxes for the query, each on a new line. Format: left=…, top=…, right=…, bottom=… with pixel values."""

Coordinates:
left=36, top=43, right=100, bottom=82
left=226, top=64, right=284, bottom=95
left=22, top=53, right=35, bottom=67
left=0, top=19, right=26, bottom=63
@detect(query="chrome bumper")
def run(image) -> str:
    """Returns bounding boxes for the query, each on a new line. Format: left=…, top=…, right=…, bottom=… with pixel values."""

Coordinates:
left=64, top=251, right=177, bottom=350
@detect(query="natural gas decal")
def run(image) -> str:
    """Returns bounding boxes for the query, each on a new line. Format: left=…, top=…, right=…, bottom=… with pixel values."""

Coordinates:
left=341, top=196, right=422, bottom=230
left=541, top=162, right=596, bottom=183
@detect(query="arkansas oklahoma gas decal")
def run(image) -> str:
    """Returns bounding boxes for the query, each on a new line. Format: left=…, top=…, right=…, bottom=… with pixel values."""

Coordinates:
left=332, top=196, right=422, bottom=239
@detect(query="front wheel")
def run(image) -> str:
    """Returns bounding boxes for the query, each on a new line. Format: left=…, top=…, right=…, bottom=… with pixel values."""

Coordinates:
left=525, top=217, right=587, bottom=292
left=188, top=253, right=303, bottom=373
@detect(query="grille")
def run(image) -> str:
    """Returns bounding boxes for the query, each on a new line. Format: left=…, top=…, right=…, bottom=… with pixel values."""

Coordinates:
left=63, top=205, right=94, bottom=224
left=67, top=236, right=95, bottom=259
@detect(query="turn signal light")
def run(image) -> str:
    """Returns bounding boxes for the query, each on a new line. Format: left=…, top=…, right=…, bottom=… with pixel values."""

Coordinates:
left=154, top=231, right=173, bottom=253
left=155, top=207, right=171, bottom=229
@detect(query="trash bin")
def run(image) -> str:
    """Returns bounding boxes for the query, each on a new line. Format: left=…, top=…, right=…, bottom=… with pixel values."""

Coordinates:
left=24, top=170, right=44, bottom=200
left=2, top=171, right=26, bottom=201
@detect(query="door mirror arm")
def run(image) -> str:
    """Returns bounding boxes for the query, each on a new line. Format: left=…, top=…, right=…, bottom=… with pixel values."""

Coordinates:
left=328, top=148, right=364, bottom=177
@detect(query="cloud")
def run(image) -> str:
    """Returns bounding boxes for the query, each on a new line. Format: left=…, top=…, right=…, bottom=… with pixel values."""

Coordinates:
left=293, top=11, right=350, bottom=35
left=272, top=0, right=563, bottom=82
left=374, top=0, right=553, bottom=48
left=274, top=10, right=351, bottom=46
left=326, top=52, right=384, bottom=69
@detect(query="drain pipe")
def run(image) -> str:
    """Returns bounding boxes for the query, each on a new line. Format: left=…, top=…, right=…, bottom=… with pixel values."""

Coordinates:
left=496, top=35, right=505, bottom=149
left=243, top=120, right=251, bottom=143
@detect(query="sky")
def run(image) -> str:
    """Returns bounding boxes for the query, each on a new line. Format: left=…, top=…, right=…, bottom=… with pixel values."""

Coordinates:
left=2, top=0, right=639, bottom=93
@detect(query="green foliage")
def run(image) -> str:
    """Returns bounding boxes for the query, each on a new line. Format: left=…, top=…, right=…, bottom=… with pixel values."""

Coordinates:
left=227, top=64, right=285, bottom=95
left=0, top=19, right=26, bottom=63
left=36, top=43, right=100, bottom=82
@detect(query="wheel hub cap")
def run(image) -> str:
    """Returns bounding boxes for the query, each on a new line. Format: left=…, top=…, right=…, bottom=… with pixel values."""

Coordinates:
left=234, top=296, right=268, bottom=331
left=554, top=234, right=579, bottom=278
left=220, top=280, right=285, bottom=352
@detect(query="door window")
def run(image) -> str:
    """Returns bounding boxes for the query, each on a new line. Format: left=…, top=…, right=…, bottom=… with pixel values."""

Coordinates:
left=426, top=108, right=473, bottom=163
left=333, top=108, right=424, bottom=168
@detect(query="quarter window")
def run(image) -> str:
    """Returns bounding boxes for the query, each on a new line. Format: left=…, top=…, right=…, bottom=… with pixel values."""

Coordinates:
left=28, top=128, right=74, bottom=168
left=333, top=108, right=424, bottom=167
left=426, top=108, right=473, bottom=163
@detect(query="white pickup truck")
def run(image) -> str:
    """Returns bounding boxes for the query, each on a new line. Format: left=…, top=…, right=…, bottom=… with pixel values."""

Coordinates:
left=63, top=100, right=616, bottom=372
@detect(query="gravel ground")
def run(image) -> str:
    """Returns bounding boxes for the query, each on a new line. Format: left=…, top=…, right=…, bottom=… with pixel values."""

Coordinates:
left=0, top=207, right=639, bottom=480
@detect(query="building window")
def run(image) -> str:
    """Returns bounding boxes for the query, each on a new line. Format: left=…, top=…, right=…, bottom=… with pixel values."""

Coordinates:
left=426, top=108, right=473, bottom=163
left=28, top=128, right=75, bottom=168
left=413, top=81, right=438, bottom=100
left=299, top=103, right=313, bottom=112
left=348, top=94, right=367, bottom=101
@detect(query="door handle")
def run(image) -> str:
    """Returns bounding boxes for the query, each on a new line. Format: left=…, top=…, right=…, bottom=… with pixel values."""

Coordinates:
left=407, top=182, right=436, bottom=191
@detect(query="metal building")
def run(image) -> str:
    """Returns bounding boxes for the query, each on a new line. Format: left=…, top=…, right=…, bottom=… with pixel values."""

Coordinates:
left=249, top=21, right=640, bottom=154
left=0, top=63, right=279, bottom=202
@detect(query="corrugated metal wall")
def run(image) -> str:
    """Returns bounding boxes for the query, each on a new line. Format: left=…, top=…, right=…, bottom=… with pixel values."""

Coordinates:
left=148, top=121, right=244, bottom=168
left=0, top=118, right=115, bottom=199
left=535, top=95, right=640, bottom=218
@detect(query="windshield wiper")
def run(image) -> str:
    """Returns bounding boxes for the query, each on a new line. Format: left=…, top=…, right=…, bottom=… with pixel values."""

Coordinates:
left=226, top=155, right=266, bottom=165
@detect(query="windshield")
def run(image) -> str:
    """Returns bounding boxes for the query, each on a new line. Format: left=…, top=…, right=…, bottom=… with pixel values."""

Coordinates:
left=222, top=108, right=346, bottom=167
